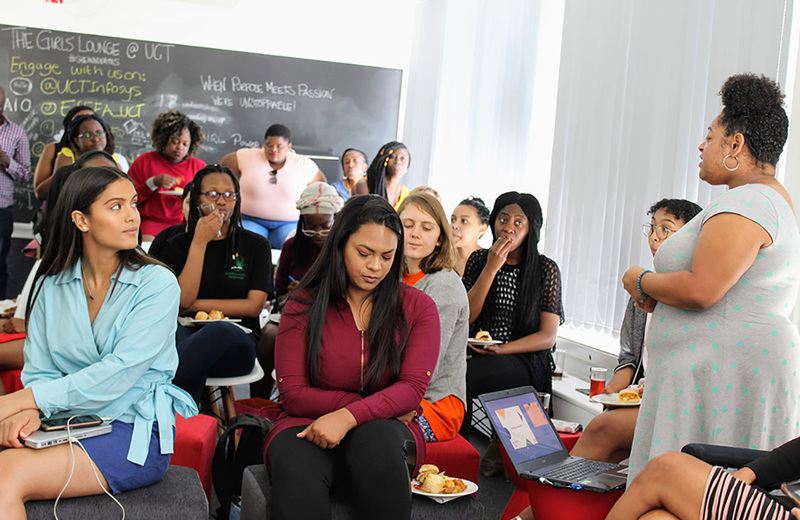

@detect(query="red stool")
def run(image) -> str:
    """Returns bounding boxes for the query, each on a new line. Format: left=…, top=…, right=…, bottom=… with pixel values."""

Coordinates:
left=172, top=413, right=217, bottom=499
left=527, top=479, right=624, bottom=519
left=424, top=434, right=480, bottom=484
left=0, top=369, right=23, bottom=393
left=499, top=431, right=587, bottom=520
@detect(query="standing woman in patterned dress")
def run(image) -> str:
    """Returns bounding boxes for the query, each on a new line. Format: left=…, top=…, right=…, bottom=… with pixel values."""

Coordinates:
left=462, top=192, right=564, bottom=436
left=622, top=73, right=800, bottom=484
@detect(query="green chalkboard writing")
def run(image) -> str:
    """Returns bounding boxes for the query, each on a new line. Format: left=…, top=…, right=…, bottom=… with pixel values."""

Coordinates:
left=0, top=24, right=402, bottom=222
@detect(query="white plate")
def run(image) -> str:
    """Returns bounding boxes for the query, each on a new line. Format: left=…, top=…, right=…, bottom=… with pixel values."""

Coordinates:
left=590, top=392, right=641, bottom=407
left=159, top=190, right=185, bottom=196
left=467, top=338, right=501, bottom=346
left=411, top=478, right=478, bottom=504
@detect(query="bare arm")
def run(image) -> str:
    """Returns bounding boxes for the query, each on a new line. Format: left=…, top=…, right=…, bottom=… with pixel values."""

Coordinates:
left=624, top=213, right=771, bottom=310
left=353, top=179, right=369, bottom=195
left=472, top=312, right=560, bottom=355
left=176, top=212, right=223, bottom=309
left=219, top=151, right=240, bottom=176
left=467, top=237, right=512, bottom=323
left=52, top=152, right=74, bottom=174
left=604, top=367, right=635, bottom=394
left=189, top=290, right=268, bottom=318
left=33, top=144, right=56, bottom=200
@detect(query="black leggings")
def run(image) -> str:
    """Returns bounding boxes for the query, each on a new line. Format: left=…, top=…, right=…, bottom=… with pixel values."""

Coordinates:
left=268, top=420, right=414, bottom=520
left=462, top=351, right=553, bottom=435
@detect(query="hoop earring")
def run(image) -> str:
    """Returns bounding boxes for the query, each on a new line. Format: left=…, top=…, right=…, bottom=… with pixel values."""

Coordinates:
left=723, top=154, right=739, bottom=172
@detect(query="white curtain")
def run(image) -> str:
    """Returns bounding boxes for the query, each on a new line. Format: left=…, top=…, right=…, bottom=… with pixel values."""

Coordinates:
left=546, top=0, right=793, bottom=351
left=403, top=0, right=565, bottom=224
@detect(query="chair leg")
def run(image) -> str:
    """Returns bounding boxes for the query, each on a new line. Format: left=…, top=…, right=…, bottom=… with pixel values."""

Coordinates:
left=221, top=386, right=237, bottom=425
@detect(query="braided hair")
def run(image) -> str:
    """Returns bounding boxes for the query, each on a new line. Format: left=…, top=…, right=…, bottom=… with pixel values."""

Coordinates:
left=186, top=164, right=243, bottom=268
left=366, top=141, right=410, bottom=200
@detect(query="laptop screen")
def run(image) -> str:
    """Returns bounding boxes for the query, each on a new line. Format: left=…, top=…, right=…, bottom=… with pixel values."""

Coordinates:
left=481, top=388, right=565, bottom=468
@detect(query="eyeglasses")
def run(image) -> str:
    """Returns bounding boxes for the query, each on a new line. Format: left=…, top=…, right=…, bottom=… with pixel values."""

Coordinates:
left=301, top=224, right=331, bottom=237
left=642, top=223, right=676, bottom=240
left=269, top=170, right=278, bottom=184
left=200, top=191, right=238, bottom=201
left=78, top=130, right=106, bottom=141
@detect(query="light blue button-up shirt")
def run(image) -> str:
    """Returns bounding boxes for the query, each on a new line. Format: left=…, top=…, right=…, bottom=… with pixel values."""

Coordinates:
left=22, top=260, right=197, bottom=465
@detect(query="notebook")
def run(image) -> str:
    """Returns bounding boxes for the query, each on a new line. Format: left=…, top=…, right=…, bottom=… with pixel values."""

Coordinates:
left=24, top=422, right=112, bottom=449
left=479, top=386, right=627, bottom=492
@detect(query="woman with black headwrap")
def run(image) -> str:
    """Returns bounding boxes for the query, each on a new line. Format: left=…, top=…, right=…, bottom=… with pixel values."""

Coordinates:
left=461, top=192, right=564, bottom=472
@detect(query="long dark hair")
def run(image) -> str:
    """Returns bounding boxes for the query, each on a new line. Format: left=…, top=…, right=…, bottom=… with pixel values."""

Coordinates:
left=27, top=167, right=159, bottom=321
left=186, top=164, right=243, bottom=268
left=488, top=191, right=545, bottom=338
left=366, top=141, right=410, bottom=201
left=40, top=151, right=118, bottom=250
left=290, top=195, right=408, bottom=391
left=292, top=215, right=320, bottom=264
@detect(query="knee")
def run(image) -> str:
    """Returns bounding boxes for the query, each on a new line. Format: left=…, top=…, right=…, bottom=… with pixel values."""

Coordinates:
left=633, top=451, right=686, bottom=487
left=582, top=412, right=615, bottom=439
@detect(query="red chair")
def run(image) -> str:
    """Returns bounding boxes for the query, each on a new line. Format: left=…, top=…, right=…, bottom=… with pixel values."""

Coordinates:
left=0, top=369, right=23, bottom=393
left=172, top=413, right=217, bottom=499
left=424, top=434, right=480, bottom=484
left=526, top=480, right=624, bottom=519
left=499, top=431, right=595, bottom=520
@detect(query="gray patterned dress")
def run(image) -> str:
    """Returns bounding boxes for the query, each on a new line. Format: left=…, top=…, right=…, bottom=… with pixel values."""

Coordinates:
left=627, top=184, right=800, bottom=483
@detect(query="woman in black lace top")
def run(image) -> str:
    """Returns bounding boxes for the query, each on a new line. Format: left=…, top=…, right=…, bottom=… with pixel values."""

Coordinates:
left=462, top=192, right=564, bottom=430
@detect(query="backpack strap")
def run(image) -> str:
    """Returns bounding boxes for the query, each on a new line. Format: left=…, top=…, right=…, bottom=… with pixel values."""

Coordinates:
left=212, top=414, right=272, bottom=520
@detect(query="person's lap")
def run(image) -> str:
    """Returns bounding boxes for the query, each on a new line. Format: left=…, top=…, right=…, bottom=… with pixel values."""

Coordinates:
left=241, top=214, right=293, bottom=249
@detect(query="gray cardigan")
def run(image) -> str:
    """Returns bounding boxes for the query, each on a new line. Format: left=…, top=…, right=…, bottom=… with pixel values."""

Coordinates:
left=415, top=269, right=469, bottom=405
left=616, top=296, right=648, bottom=383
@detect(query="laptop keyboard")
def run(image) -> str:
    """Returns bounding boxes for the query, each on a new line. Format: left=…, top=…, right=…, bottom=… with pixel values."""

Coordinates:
left=540, top=458, right=617, bottom=481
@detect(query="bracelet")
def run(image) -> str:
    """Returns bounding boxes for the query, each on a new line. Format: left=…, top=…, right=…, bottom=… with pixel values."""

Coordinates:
left=637, top=270, right=653, bottom=300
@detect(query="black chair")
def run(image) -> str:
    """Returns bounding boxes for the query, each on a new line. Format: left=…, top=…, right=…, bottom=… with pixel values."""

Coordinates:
left=681, top=443, right=794, bottom=512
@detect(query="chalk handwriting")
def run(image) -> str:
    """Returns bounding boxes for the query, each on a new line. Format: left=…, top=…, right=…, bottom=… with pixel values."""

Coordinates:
left=201, top=75, right=227, bottom=92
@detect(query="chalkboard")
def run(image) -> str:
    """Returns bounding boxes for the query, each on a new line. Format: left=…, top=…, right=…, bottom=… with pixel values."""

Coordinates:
left=0, top=24, right=403, bottom=222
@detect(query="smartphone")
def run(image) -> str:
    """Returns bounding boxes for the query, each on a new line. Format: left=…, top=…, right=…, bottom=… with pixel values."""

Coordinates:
left=40, top=414, right=103, bottom=431
left=781, top=478, right=800, bottom=507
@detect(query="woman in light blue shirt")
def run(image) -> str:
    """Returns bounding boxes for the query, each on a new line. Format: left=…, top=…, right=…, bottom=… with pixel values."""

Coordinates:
left=0, top=166, right=196, bottom=513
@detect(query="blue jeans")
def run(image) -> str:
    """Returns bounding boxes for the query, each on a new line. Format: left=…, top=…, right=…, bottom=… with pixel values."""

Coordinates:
left=241, top=214, right=296, bottom=250
left=0, top=207, right=13, bottom=299
left=173, top=322, right=256, bottom=403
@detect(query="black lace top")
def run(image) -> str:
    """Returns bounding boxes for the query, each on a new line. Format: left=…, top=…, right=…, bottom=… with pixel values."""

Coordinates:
left=462, top=248, right=564, bottom=343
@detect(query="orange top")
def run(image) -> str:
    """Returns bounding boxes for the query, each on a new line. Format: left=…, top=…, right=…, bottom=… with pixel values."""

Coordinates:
left=403, top=270, right=426, bottom=286
left=421, top=395, right=465, bottom=442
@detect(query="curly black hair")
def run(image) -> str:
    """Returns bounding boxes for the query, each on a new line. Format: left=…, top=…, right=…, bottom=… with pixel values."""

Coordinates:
left=718, top=73, right=788, bottom=167
left=457, top=196, right=490, bottom=225
left=150, top=110, right=204, bottom=157
left=648, top=198, right=703, bottom=223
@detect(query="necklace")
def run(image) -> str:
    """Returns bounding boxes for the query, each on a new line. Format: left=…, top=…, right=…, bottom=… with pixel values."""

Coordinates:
left=81, top=264, right=109, bottom=301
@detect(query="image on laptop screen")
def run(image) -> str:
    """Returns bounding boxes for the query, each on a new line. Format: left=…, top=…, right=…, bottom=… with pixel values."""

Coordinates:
left=482, top=392, right=564, bottom=467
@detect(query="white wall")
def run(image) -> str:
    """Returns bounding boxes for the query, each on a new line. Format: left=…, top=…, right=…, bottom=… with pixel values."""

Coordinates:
left=0, top=0, right=415, bottom=69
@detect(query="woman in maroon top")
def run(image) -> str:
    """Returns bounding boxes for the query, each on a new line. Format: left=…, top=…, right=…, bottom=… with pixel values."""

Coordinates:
left=265, top=195, right=440, bottom=520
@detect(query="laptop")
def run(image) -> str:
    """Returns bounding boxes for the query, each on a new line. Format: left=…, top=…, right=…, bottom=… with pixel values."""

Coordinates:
left=24, top=422, right=112, bottom=449
left=479, top=386, right=628, bottom=492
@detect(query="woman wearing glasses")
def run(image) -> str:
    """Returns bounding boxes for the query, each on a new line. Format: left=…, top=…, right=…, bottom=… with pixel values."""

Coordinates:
left=621, top=74, right=800, bottom=484
left=149, top=164, right=273, bottom=403
left=251, top=182, right=343, bottom=398
left=53, top=113, right=129, bottom=173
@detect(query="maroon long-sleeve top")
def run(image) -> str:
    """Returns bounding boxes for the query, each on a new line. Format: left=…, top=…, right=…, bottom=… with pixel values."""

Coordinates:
left=264, top=285, right=441, bottom=472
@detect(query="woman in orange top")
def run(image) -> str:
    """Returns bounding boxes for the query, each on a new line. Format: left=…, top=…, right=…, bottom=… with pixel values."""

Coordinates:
left=398, top=192, right=469, bottom=441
